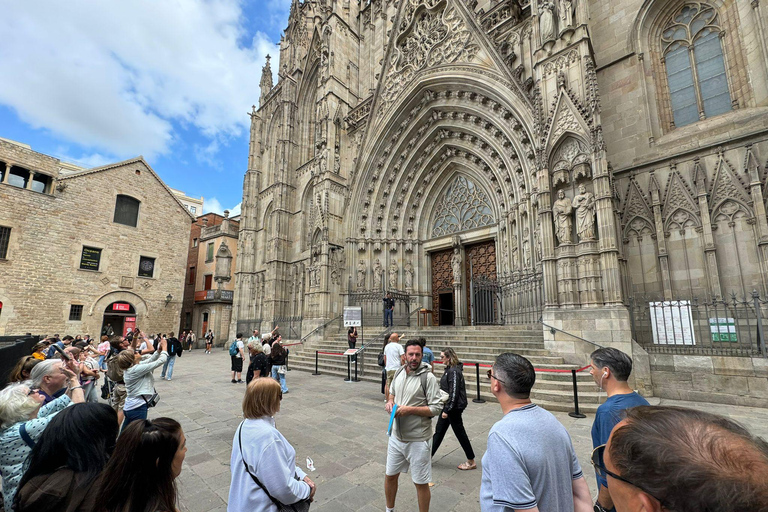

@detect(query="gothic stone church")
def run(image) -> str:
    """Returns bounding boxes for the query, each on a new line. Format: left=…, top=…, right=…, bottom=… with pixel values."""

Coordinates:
left=232, top=0, right=768, bottom=405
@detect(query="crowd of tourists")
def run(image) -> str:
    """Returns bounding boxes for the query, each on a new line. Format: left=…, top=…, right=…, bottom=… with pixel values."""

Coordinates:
left=2, top=327, right=768, bottom=512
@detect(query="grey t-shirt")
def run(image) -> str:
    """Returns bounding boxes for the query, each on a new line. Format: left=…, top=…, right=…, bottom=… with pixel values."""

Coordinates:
left=480, top=404, right=583, bottom=511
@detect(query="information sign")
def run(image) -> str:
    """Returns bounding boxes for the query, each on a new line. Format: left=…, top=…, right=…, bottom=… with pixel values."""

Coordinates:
left=79, top=247, right=102, bottom=271
left=343, top=306, right=363, bottom=327
left=709, top=317, right=737, bottom=342
left=649, top=300, right=696, bottom=345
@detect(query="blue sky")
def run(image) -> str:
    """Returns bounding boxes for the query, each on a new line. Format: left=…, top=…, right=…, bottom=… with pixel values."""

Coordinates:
left=0, top=0, right=290, bottom=215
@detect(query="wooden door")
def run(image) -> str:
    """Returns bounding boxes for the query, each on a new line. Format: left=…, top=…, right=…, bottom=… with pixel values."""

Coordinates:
left=431, top=248, right=454, bottom=325
left=465, top=241, right=497, bottom=325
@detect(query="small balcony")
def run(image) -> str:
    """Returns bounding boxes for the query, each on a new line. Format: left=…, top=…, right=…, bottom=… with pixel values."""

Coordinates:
left=194, top=289, right=234, bottom=303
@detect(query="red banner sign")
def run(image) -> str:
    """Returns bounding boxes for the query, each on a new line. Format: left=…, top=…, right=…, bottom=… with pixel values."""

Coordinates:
left=113, top=303, right=130, bottom=311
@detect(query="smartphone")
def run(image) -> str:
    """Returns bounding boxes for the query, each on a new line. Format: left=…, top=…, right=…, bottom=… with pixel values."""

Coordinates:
left=53, top=344, right=72, bottom=361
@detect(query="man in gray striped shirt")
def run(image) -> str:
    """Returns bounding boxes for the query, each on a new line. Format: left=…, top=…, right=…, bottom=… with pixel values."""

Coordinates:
left=480, top=353, right=592, bottom=512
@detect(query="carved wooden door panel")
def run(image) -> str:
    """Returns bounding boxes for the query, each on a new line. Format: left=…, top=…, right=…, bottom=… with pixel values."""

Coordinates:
left=431, top=248, right=454, bottom=325
left=465, top=241, right=497, bottom=325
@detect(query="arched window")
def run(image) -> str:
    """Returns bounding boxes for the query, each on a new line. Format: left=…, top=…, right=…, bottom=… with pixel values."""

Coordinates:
left=662, top=2, right=732, bottom=128
left=113, top=195, right=140, bottom=227
left=432, top=175, right=495, bottom=237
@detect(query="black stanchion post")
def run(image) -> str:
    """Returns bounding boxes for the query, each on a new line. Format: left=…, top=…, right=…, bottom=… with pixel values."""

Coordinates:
left=312, top=351, right=320, bottom=376
left=345, top=355, right=352, bottom=382
left=353, top=353, right=359, bottom=382
left=568, top=369, right=586, bottom=419
left=472, top=364, right=486, bottom=404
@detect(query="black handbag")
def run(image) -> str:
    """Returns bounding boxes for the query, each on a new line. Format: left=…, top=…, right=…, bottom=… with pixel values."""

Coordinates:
left=143, top=388, right=160, bottom=408
left=377, top=352, right=385, bottom=367
left=237, top=422, right=311, bottom=512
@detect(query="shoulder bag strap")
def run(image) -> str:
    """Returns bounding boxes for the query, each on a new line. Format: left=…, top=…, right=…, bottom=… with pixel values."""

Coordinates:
left=238, top=421, right=289, bottom=509
left=19, top=422, right=36, bottom=448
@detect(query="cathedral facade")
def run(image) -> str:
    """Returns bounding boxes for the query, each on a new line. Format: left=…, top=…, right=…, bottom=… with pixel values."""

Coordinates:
left=232, top=0, right=768, bottom=398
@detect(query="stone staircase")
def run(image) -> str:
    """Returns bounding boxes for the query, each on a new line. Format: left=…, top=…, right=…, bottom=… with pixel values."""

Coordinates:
left=286, top=324, right=599, bottom=414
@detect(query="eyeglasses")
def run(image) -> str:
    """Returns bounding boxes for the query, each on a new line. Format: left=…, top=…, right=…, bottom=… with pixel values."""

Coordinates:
left=591, top=445, right=664, bottom=504
left=27, top=388, right=41, bottom=396
left=486, top=369, right=506, bottom=385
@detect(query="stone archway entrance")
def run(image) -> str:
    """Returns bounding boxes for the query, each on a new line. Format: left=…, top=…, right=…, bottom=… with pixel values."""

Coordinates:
left=102, top=301, right=136, bottom=337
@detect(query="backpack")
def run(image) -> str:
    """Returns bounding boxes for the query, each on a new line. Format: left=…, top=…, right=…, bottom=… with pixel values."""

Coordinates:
left=377, top=352, right=386, bottom=367
left=229, top=340, right=239, bottom=356
left=106, top=355, right=124, bottom=382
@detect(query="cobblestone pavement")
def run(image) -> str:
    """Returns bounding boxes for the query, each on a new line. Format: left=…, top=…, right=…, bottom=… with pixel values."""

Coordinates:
left=151, top=349, right=768, bottom=512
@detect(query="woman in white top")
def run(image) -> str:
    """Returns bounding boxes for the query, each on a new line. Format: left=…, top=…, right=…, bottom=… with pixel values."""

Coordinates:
left=116, top=338, right=168, bottom=432
left=228, top=378, right=316, bottom=512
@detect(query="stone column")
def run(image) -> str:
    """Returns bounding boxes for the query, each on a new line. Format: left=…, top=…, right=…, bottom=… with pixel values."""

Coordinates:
left=692, top=158, right=722, bottom=298
left=1, top=163, right=11, bottom=184
left=25, top=171, right=36, bottom=190
left=592, top=151, right=622, bottom=304
left=648, top=172, right=672, bottom=299
left=537, top=165, right=559, bottom=307
left=453, top=244, right=467, bottom=326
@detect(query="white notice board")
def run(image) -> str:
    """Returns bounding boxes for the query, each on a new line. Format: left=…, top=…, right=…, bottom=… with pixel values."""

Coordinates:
left=343, top=306, right=363, bottom=327
left=649, top=300, right=696, bottom=345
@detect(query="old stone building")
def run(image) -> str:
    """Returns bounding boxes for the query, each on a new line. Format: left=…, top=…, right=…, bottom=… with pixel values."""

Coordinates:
left=233, top=0, right=768, bottom=404
left=0, top=139, right=194, bottom=337
left=180, top=212, right=239, bottom=346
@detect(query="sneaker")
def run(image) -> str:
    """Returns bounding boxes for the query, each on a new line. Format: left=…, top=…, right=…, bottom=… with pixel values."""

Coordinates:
left=166, top=378, right=172, bottom=381
left=283, top=390, right=289, bottom=394
left=231, top=379, right=237, bottom=383
left=237, top=380, right=243, bottom=383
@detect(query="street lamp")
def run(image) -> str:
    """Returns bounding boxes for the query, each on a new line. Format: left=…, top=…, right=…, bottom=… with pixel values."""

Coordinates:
left=165, top=293, right=173, bottom=306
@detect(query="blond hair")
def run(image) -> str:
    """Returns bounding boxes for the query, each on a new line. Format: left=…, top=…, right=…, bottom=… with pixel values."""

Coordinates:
left=246, top=339, right=264, bottom=353
left=116, top=349, right=137, bottom=370
left=242, top=377, right=281, bottom=419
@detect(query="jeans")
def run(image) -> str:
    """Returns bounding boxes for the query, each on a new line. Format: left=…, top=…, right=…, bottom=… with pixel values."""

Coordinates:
left=384, top=309, right=393, bottom=327
left=271, top=365, right=288, bottom=392
left=432, top=409, right=475, bottom=460
left=121, top=403, right=148, bottom=433
left=98, top=355, right=107, bottom=371
left=161, top=354, right=176, bottom=379
left=82, top=380, right=100, bottom=403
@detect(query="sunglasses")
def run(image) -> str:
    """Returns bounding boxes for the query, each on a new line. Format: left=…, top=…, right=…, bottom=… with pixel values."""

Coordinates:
left=27, top=388, right=41, bottom=396
left=486, top=369, right=507, bottom=385
left=591, top=445, right=663, bottom=504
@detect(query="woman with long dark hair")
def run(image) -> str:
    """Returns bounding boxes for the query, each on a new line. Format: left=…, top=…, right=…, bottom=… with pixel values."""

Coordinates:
left=269, top=336, right=289, bottom=393
left=431, top=347, right=476, bottom=470
left=14, top=403, right=118, bottom=512
left=96, top=417, right=187, bottom=512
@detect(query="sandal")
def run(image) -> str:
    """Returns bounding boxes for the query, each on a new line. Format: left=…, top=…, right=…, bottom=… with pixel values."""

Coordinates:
left=457, top=462, right=477, bottom=471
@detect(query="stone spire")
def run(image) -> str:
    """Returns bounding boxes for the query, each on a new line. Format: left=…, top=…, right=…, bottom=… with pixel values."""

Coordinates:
left=259, top=55, right=273, bottom=105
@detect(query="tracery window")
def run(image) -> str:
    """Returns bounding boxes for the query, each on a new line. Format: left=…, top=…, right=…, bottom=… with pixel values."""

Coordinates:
left=432, top=175, right=494, bottom=237
left=661, top=2, right=731, bottom=128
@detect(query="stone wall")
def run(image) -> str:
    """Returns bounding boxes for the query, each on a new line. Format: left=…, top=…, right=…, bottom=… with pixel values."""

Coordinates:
left=649, top=353, right=768, bottom=407
left=0, top=153, right=193, bottom=337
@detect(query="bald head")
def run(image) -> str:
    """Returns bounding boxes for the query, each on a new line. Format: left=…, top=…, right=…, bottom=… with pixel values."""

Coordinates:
left=606, top=406, right=768, bottom=512
left=389, top=332, right=400, bottom=343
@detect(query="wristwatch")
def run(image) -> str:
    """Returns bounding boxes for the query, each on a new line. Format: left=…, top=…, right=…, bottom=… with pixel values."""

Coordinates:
left=594, top=503, right=610, bottom=512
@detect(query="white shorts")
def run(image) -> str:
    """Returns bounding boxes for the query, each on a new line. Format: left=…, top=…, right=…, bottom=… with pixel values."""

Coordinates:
left=386, top=436, right=432, bottom=484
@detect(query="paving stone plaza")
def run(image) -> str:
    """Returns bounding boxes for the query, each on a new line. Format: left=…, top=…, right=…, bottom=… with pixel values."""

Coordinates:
left=153, top=349, right=768, bottom=512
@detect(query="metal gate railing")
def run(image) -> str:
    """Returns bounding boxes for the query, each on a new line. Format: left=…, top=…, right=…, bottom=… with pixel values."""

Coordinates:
left=470, top=275, right=501, bottom=325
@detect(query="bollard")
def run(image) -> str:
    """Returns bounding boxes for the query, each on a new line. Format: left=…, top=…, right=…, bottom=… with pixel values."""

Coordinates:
left=472, top=364, right=486, bottom=404
left=568, top=369, right=586, bottom=419
left=353, top=354, right=360, bottom=382
left=344, top=354, right=353, bottom=382
left=312, top=351, right=320, bottom=376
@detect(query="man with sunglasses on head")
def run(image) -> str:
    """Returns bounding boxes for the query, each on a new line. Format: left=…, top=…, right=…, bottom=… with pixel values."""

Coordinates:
left=589, top=348, right=649, bottom=512
left=595, top=406, right=768, bottom=512
left=481, top=353, right=592, bottom=512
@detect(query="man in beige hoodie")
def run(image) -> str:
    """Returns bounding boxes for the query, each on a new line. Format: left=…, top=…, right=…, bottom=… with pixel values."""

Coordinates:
left=384, top=339, right=446, bottom=512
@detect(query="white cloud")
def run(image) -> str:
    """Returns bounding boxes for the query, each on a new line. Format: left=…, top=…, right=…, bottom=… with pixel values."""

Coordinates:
left=203, top=197, right=241, bottom=216
left=0, top=1, right=280, bottom=160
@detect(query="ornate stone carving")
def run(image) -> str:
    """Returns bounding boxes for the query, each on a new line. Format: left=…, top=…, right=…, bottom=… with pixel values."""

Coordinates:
left=404, top=260, right=414, bottom=289
left=572, top=184, right=596, bottom=240
left=373, top=258, right=383, bottom=288
left=558, top=0, right=574, bottom=29
left=432, top=175, right=495, bottom=237
left=539, top=1, right=556, bottom=42
left=451, top=248, right=462, bottom=283
left=522, top=227, right=531, bottom=267
left=357, top=259, right=367, bottom=288
left=389, top=260, right=399, bottom=289
left=553, top=190, right=573, bottom=244
left=378, top=2, right=479, bottom=115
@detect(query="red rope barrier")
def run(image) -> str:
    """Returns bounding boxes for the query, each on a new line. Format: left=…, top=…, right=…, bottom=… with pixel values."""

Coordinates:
left=433, top=361, right=590, bottom=373
left=317, top=351, right=345, bottom=356
left=282, top=342, right=302, bottom=347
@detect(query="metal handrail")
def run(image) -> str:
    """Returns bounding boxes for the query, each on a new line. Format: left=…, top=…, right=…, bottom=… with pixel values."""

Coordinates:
left=540, top=320, right=604, bottom=349
left=299, top=314, right=343, bottom=344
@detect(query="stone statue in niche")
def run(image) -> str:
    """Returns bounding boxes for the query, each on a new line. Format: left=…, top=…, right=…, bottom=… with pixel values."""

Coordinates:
left=572, top=184, right=597, bottom=240
left=552, top=189, right=573, bottom=244
left=389, top=261, right=398, bottom=289
left=404, top=261, right=414, bottom=289
left=357, top=259, right=366, bottom=288
left=522, top=228, right=531, bottom=267
left=559, top=0, right=574, bottom=29
left=373, top=258, right=383, bottom=289
left=451, top=248, right=462, bottom=284
left=539, top=1, right=556, bottom=42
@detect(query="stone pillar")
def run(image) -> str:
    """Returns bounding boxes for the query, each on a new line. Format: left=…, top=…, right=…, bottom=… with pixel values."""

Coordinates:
left=538, top=166, right=559, bottom=306
left=25, top=171, right=36, bottom=190
left=453, top=244, right=467, bottom=326
left=592, top=151, right=622, bottom=304
left=692, top=158, right=722, bottom=298
left=2, top=163, right=11, bottom=184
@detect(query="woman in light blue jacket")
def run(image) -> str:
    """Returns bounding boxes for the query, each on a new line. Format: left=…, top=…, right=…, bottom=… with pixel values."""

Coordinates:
left=116, top=337, right=168, bottom=431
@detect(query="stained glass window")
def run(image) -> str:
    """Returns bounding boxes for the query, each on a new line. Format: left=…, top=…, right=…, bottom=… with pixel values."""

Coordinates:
left=661, top=3, right=731, bottom=128
left=432, top=175, right=495, bottom=237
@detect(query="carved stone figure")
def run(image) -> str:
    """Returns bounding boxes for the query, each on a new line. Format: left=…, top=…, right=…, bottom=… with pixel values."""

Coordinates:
left=357, top=259, right=366, bottom=288
left=522, top=228, right=531, bottom=267
left=539, top=1, right=556, bottom=42
left=553, top=190, right=573, bottom=244
left=404, top=261, right=414, bottom=289
left=373, top=258, right=383, bottom=289
left=451, top=248, right=462, bottom=283
left=389, top=261, right=398, bottom=289
left=572, top=184, right=597, bottom=240
left=559, top=0, right=574, bottom=29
